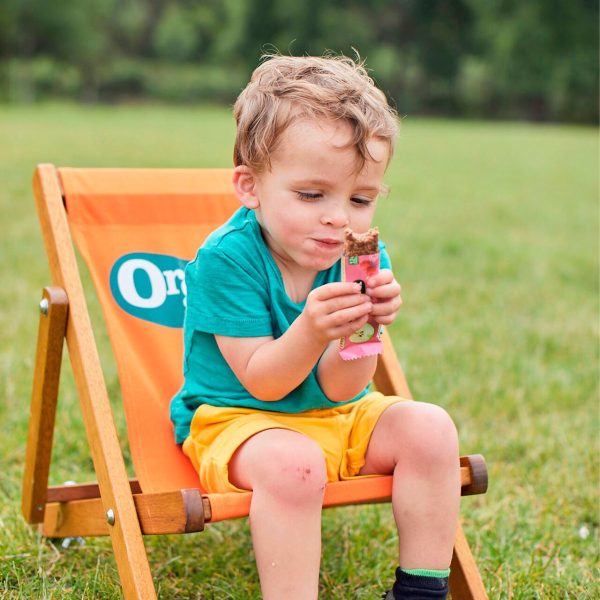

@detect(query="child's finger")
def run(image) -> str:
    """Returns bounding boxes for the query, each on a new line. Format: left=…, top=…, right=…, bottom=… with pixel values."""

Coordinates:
left=366, top=268, right=394, bottom=288
left=320, top=293, right=371, bottom=315
left=372, top=312, right=398, bottom=325
left=337, top=314, right=371, bottom=338
left=369, top=296, right=402, bottom=324
left=367, top=280, right=402, bottom=301
left=310, top=281, right=364, bottom=301
left=370, top=295, right=402, bottom=314
left=327, top=300, right=373, bottom=327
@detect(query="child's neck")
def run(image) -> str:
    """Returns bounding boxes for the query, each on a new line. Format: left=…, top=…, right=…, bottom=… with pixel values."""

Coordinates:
left=260, top=228, right=318, bottom=303
left=275, top=260, right=317, bottom=304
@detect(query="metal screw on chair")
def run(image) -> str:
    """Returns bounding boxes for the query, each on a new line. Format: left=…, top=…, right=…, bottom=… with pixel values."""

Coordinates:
left=106, top=508, right=116, bottom=526
left=39, top=298, right=49, bottom=315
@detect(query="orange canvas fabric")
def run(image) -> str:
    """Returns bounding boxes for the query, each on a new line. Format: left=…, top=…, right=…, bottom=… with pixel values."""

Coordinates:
left=59, top=168, right=394, bottom=522
left=60, top=168, right=239, bottom=496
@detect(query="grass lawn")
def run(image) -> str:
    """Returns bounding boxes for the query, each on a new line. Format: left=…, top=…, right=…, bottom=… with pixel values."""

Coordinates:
left=0, top=103, right=598, bottom=598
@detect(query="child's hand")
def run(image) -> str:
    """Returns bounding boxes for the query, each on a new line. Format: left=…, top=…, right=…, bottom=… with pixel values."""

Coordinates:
left=302, top=282, right=372, bottom=345
left=365, top=269, right=403, bottom=325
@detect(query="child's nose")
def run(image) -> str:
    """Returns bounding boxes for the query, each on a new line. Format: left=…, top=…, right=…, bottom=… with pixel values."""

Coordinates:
left=321, top=206, right=349, bottom=228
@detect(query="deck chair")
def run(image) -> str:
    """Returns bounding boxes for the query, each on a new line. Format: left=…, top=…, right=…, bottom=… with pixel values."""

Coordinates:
left=22, top=164, right=489, bottom=599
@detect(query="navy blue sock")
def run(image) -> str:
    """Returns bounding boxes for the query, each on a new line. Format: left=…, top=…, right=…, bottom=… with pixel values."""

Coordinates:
left=391, top=567, right=449, bottom=600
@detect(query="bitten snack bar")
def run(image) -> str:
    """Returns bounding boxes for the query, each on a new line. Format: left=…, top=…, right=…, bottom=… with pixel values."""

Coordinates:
left=344, top=227, right=379, bottom=256
left=340, top=228, right=384, bottom=360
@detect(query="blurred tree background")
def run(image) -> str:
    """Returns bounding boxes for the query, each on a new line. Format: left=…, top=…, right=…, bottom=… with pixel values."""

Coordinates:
left=0, top=0, right=597, bottom=123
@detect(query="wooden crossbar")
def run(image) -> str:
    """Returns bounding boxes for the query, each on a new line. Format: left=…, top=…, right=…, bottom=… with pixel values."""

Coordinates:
left=42, top=489, right=207, bottom=537
left=38, top=455, right=486, bottom=538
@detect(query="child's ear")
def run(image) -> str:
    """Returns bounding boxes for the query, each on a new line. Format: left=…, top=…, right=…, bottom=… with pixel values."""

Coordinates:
left=232, top=165, right=259, bottom=209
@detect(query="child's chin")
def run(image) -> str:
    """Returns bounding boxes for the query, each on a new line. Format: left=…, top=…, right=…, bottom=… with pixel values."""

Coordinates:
left=306, top=256, right=339, bottom=271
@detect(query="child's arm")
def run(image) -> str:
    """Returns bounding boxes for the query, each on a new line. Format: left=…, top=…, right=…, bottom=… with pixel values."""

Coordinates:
left=317, top=268, right=402, bottom=400
left=317, top=343, right=379, bottom=401
left=215, top=281, right=372, bottom=401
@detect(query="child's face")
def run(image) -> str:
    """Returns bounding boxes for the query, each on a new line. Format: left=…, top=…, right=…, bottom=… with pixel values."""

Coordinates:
left=250, top=118, right=388, bottom=275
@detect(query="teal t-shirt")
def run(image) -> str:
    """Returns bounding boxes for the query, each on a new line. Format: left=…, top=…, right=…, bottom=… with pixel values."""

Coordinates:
left=170, top=207, right=391, bottom=443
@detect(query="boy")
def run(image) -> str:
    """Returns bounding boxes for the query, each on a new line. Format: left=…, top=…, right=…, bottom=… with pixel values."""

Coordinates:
left=171, top=54, right=460, bottom=599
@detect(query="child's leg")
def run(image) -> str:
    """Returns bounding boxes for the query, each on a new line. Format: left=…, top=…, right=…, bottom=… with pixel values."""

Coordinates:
left=359, top=401, right=461, bottom=569
left=229, top=428, right=327, bottom=600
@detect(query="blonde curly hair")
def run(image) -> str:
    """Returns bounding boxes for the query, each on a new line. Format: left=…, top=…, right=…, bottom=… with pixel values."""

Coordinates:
left=233, top=53, right=399, bottom=172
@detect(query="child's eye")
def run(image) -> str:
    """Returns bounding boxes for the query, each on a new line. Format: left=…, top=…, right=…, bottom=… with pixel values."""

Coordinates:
left=351, top=196, right=373, bottom=206
left=296, top=191, right=322, bottom=201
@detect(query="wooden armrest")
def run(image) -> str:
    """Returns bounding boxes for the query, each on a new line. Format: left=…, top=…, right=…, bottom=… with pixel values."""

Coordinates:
left=22, top=287, right=69, bottom=524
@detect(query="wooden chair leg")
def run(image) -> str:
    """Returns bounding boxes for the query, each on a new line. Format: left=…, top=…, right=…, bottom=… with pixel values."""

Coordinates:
left=450, top=523, right=488, bottom=599
left=34, top=164, right=158, bottom=599
left=22, top=287, right=68, bottom=523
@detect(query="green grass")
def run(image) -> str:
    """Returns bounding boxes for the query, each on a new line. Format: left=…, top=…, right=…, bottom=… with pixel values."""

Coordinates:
left=1, top=103, right=598, bottom=598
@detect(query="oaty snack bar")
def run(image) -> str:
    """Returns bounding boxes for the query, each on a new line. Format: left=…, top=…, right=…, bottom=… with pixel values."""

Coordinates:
left=344, top=228, right=379, bottom=256
left=339, top=228, right=384, bottom=360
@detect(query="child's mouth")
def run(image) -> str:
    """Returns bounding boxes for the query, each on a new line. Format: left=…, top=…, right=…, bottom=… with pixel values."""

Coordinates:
left=313, top=238, right=343, bottom=251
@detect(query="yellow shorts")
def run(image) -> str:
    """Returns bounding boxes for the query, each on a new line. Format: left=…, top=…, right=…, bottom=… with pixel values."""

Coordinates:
left=182, top=391, right=406, bottom=493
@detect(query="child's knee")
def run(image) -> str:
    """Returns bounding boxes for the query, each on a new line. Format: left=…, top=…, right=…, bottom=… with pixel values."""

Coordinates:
left=254, top=436, right=327, bottom=505
left=399, top=403, right=459, bottom=468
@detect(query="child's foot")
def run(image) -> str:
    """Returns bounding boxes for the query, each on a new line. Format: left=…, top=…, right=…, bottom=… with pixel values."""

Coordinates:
left=382, top=568, right=449, bottom=599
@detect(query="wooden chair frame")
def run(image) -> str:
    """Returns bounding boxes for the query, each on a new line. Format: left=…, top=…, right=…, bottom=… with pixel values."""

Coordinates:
left=22, top=164, right=488, bottom=599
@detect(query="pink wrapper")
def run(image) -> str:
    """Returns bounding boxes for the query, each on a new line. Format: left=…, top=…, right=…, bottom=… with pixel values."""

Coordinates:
left=339, top=252, right=384, bottom=360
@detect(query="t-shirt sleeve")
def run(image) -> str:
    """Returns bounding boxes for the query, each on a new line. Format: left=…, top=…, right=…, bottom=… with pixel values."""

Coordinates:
left=184, top=246, right=273, bottom=337
left=379, top=241, right=392, bottom=270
